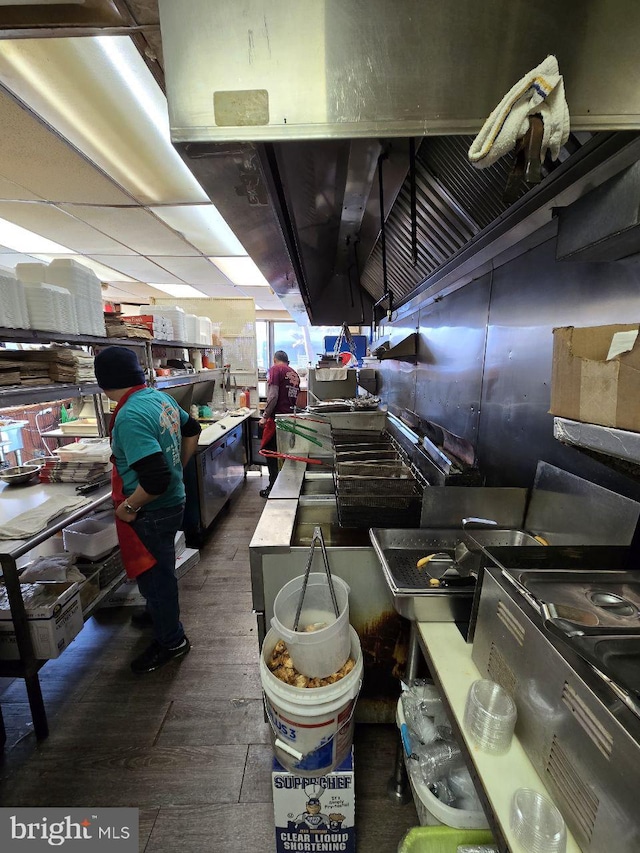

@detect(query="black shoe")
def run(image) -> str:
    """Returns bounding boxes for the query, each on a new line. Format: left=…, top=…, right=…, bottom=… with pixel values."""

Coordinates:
left=130, top=637, right=191, bottom=674
left=130, top=609, right=153, bottom=629
left=259, top=487, right=272, bottom=498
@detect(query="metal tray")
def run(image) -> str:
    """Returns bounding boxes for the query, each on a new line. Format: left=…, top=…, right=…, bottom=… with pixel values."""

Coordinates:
left=369, top=528, right=477, bottom=621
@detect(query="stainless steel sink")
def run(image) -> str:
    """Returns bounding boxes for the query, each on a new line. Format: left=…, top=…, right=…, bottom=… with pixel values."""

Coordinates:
left=369, top=528, right=478, bottom=621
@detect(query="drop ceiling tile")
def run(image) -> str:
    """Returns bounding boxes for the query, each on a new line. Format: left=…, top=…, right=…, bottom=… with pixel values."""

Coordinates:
left=146, top=256, right=234, bottom=286
left=61, top=206, right=198, bottom=256
left=150, top=205, right=246, bottom=256
left=191, top=281, right=242, bottom=298
left=0, top=202, right=135, bottom=255
left=0, top=175, right=42, bottom=202
left=102, top=282, right=158, bottom=303
left=88, top=255, right=183, bottom=284
left=0, top=87, right=132, bottom=205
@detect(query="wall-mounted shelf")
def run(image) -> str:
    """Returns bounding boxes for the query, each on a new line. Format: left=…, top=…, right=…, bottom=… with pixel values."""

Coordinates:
left=554, top=417, right=640, bottom=479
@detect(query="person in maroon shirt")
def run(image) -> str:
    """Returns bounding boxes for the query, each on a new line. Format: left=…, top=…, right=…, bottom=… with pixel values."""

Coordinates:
left=259, top=350, right=300, bottom=497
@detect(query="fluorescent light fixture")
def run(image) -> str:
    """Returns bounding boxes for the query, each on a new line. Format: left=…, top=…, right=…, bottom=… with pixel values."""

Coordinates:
left=150, top=205, right=246, bottom=257
left=149, top=284, right=207, bottom=298
left=0, top=217, right=72, bottom=254
left=0, top=37, right=209, bottom=204
left=209, top=256, right=271, bottom=287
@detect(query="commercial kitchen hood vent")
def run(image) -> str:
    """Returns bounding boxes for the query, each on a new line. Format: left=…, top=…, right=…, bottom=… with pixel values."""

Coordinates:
left=360, top=137, right=526, bottom=304
left=158, top=0, right=640, bottom=323
left=557, top=159, right=640, bottom=262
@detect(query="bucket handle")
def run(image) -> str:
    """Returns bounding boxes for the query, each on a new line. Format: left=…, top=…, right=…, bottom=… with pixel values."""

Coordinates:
left=293, top=525, right=340, bottom=631
left=264, top=682, right=362, bottom=765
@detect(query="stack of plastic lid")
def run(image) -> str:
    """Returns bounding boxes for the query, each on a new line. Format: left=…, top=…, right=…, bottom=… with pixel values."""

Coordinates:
left=510, top=789, right=566, bottom=853
left=147, top=306, right=186, bottom=342
left=46, top=259, right=106, bottom=336
left=0, top=267, right=29, bottom=329
left=463, top=679, right=517, bottom=755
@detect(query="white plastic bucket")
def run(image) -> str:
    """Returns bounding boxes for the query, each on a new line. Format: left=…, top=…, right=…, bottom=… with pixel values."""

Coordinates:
left=261, top=625, right=362, bottom=776
left=270, top=573, right=351, bottom=678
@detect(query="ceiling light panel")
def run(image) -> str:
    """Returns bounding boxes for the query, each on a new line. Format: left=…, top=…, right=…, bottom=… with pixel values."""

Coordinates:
left=0, top=216, right=71, bottom=253
left=59, top=206, right=198, bottom=256
left=87, top=255, right=182, bottom=284
left=0, top=86, right=132, bottom=205
left=149, top=284, right=207, bottom=299
left=150, top=205, right=246, bottom=257
left=147, top=256, right=236, bottom=287
left=209, top=256, right=271, bottom=287
left=0, top=37, right=209, bottom=205
left=0, top=201, right=135, bottom=255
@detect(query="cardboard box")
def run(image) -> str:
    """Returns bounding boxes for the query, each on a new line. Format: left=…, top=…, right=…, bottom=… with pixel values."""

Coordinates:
left=550, top=324, right=640, bottom=431
left=272, top=748, right=355, bottom=853
left=0, top=581, right=83, bottom=660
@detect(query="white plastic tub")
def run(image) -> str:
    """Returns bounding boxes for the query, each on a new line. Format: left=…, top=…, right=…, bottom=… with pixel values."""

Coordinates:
left=397, top=698, right=489, bottom=830
left=63, top=514, right=117, bottom=560
left=261, top=625, right=362, bottom=776
left=270, top=573, right=351, bottom=678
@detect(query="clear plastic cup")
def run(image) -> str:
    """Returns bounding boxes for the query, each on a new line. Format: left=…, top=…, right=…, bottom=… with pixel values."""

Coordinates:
left=510, top=788, right=567, bottom=853
left=463, top=679, right=517, bottom=755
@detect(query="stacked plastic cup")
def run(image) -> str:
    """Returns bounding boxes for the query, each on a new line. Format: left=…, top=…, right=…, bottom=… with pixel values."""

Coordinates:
left=463, top=679, right=517, bottom=755
left=510, top=788, right=567, bottom=853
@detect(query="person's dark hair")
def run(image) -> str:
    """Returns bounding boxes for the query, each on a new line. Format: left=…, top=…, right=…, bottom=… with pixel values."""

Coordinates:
left=274, top=350, right=289, bottom=364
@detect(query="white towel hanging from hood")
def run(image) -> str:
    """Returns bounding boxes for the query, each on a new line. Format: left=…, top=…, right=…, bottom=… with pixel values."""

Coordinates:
left=468, top=55, right=570, bottom=169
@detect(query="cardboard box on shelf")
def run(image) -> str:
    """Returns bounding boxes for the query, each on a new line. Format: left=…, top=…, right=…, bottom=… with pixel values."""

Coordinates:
left=272, top=748, right=355, bottom=853
left=550, top=323, right=640, bottom=432
left=0, top=581, right=83, bottom=660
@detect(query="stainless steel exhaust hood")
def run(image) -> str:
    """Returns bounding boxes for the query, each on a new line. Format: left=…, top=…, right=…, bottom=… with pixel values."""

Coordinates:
left=158, top=0, right=640, bottom=324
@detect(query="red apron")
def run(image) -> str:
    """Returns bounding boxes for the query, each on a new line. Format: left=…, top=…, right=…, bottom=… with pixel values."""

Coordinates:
left=259, top=417, right=276, bottom=452
left=109, top=386, right=157, bottom=579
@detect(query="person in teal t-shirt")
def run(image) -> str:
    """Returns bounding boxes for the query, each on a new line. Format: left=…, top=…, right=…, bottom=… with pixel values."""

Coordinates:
left=94, top=346, right=202, bottom=674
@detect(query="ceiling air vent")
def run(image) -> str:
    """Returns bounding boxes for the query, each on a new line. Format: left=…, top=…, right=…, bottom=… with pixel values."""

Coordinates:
left=546, top=735, right=599, bottom=843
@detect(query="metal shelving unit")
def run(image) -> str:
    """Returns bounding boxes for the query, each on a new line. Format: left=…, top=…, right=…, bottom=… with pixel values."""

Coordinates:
left=0, top=485, right=112, bottom=747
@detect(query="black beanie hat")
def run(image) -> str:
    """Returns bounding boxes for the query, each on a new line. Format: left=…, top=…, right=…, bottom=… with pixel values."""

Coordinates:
left=94, top=346, right=146, bottom=390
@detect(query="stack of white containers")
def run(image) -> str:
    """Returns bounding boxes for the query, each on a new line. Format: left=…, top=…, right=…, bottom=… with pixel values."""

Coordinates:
left=0, top=267, right=30, bottom=329
left=16, top=262, right=78, bottom=334
left=46, top=259, right=106, bottom=336
left=184, top=314, right=199, bottom=345
left=197, top=316, right=213, bottom=345
left=147, top=306, right=186, bottom=342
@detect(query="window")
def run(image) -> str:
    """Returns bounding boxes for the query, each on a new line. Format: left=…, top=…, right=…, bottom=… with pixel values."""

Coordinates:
left=256, top=320, right=269, bottom=370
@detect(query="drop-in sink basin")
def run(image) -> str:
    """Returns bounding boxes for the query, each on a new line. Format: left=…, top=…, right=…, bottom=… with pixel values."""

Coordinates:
left=292, top=497, right=370, bottom=547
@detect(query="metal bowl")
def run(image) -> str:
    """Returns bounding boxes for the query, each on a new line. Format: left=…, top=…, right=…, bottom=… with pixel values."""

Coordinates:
left=0, top=464, right=41, bottom=486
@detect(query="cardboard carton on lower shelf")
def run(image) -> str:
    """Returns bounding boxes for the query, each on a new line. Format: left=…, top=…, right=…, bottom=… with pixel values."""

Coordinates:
left=272, top=748, right=355, bottom=853
left=0, top=581, right=83, bottom=660
left=550, top=323, right=640, bottom=432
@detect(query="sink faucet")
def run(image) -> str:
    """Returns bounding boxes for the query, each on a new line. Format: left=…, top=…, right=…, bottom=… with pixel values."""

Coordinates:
left=462, top=517, right=498, bottom=528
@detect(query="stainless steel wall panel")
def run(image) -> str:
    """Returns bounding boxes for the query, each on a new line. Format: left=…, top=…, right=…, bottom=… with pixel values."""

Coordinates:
left=161, top=0, right=640, bottom=141
left=479, top=237, right=640, bottom=494
left=411, top=280, right=490, bottom=444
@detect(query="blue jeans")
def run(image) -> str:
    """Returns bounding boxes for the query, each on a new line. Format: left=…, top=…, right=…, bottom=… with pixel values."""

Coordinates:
left=132, top=504, right=185, bottom=648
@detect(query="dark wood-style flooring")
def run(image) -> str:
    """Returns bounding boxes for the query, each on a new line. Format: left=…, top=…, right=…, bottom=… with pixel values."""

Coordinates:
left=0, top=472, right=417, bottom=851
